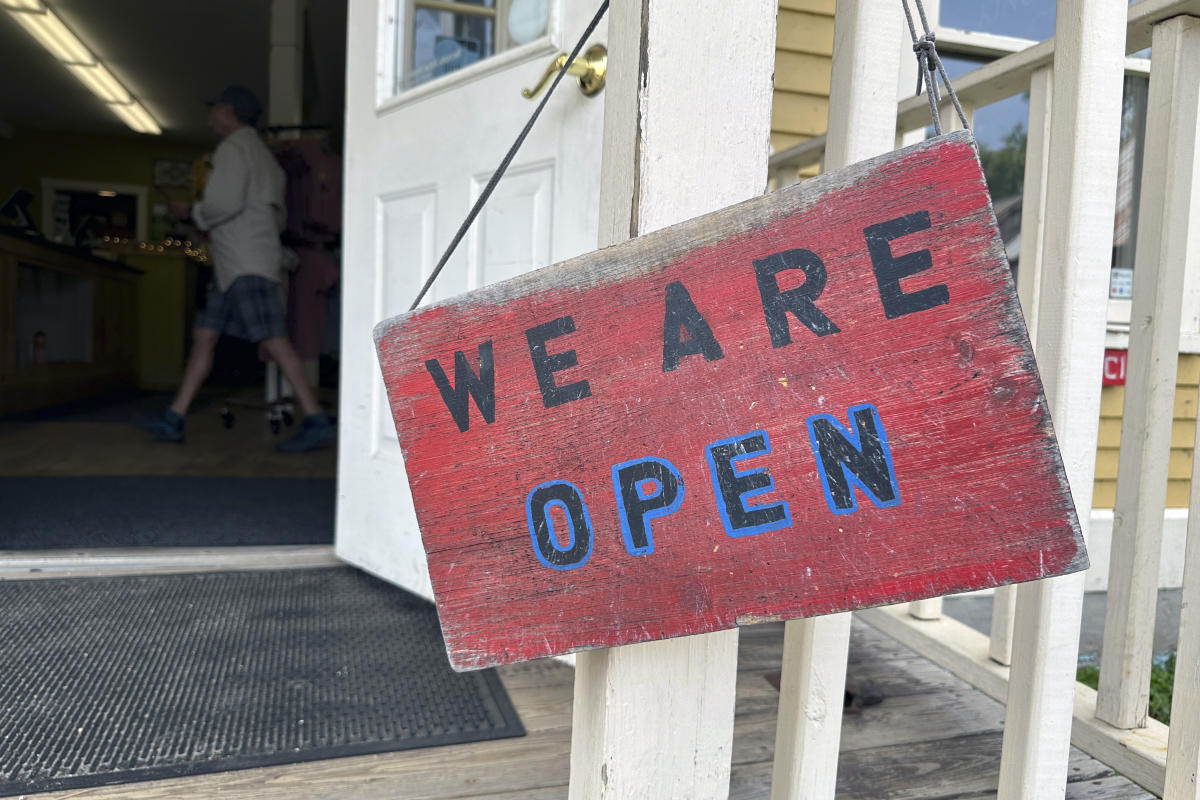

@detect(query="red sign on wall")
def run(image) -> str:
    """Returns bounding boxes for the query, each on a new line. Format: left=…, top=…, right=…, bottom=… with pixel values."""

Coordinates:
left=1103, top=348, right=1128, bottom=386
left=375, top=131, right=1087, bottom=671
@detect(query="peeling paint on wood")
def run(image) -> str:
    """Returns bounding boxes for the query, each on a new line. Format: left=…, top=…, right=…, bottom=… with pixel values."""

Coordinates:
left=374, top=131, right=1087, bottom=671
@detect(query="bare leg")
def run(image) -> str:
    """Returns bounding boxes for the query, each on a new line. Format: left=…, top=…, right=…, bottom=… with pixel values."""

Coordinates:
left=259, top=336, right=322, bottom=416
left=170, top=328, right=220, bottom=416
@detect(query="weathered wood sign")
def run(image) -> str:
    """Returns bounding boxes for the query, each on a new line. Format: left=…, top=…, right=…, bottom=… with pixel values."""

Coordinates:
left=375, top=131, right=1087, bottom=671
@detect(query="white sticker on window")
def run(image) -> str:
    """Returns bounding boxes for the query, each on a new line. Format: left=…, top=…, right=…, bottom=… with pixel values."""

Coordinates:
left=508, top=0, right=549, bottom=44
left=1110, top=267, right=1134, bottom=299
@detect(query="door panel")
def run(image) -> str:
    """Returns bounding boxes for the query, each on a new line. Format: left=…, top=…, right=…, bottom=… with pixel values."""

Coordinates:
left=471, top=159, right=554, bottom=287
left=374, top=186, right=436, bottom=453
left=339, top=0, right=605, bottom=598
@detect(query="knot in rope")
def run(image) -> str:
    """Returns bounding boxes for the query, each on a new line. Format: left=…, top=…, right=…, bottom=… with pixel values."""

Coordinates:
left=901, top=0, right=969, bottom=136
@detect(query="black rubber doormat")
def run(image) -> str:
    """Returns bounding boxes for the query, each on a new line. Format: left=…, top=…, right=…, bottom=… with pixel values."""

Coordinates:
left=0, top=567, right=524, bottom=796
left=0, top=476, right=335, bottom=548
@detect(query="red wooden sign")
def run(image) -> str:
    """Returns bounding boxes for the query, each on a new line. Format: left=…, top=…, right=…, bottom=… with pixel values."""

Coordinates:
left=375, top=131, right=1087, bottom=671
left=1102, top=348, right=1127, bottom=386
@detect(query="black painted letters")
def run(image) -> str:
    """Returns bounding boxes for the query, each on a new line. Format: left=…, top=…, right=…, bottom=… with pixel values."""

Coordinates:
left=753, top=248, right=841, bottom=347
left=425, top=341, right=495, bottom=433
left=525, top=316, right=592, bottom=409
left=865, top=211, right=949, bottom=319
left=662, top=281, right=724, bottom=372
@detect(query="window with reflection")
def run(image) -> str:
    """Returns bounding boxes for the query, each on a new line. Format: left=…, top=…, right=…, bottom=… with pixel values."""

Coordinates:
left=398, top=0, right=551, bottom=92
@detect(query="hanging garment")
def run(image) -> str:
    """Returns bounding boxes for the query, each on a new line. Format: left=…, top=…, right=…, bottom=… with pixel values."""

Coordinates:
left=286, top=247, right=340, bottom=360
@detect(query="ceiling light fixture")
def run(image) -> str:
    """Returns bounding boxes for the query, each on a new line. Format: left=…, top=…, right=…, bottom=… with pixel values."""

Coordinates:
left=67, top=63, right=131, bottom=104
left=0, top=0, right=44, bottom=12
left=4, top=2, right=161, bottom=135
left=108, top=100, right=160, bottom=136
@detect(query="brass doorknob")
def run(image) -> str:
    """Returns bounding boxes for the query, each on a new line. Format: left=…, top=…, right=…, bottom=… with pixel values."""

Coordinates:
left=522, top=44, right=607, bottom=99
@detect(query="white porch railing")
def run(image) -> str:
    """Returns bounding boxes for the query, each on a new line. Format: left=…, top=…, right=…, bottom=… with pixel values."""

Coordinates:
left=765, top=1, right=1200, bottom=797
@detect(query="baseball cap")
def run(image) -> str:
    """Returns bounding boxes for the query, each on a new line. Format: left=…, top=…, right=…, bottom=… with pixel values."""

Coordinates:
left=207, top=85, right=262, bottom=125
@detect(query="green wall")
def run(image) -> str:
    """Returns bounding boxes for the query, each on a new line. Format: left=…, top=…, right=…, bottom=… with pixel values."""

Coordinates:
left=0, top=127, right=211, bottom=235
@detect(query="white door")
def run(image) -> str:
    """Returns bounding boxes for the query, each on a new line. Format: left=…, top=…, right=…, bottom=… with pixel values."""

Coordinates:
left=337, top=0, right=607, bottom=597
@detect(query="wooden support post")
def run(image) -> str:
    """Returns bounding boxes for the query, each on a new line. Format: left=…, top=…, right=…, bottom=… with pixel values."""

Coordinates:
left=997, top=1, right=1127, bottom=797
left=988, top=585, right=1018, bottom=666
left=991, top=65, right=1054, bottom=668
left=1168, top=393, right=1200, bottom=797
left=567, top=2, right=777, bottom=797
left=1159, top=17, right=1200, bottom=799
left=1098, top=14, right=1200, bottom=731
left=269, top=0, right=306, bottom=128
left=770, top=3, right=903, bottom=798
left=268, top=0, right=307, bottom=396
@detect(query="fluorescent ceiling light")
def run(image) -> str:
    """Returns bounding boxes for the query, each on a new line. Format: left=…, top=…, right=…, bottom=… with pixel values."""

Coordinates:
left=5, top=3, right=162, bottom=135
left=8, top=6, right=92, bottom=64
left=97, top=190, right=117, bottom=197
left=67, top=63, right=130, bottom=104
left=108, top=101, right=161, bottom=136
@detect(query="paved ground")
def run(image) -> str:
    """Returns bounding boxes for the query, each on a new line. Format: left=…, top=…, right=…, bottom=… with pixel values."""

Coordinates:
left=944, top=589, right=1182, bottom=665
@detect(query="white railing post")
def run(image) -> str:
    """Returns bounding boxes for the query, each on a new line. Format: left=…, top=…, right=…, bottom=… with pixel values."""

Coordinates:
left=1097, top=13, right=1200, bottom=732
left=990, top=64, right=1054, bottom=667
left=1146, top=15, right=1200, bottom=798
left=1014, top=64, right=1053, bottom=358
left=567, top=2, right=777, bottom=798
left=1168, top=389, right=1200, bottom=797
left=997, top=0, right=1127, bottom=797
left=769, top=2, right=904, bottom=798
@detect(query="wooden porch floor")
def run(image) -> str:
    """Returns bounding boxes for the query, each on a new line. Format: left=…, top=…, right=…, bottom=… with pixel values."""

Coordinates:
left=24, top=616, right=1152, bottom=800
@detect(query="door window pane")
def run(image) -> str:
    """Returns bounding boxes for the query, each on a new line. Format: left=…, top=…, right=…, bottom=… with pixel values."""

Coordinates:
left=397, top=0, right=550, bottom=93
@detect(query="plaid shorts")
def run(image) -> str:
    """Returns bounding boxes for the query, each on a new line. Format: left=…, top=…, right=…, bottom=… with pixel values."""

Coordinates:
left=196, top=275, right=287, bottom=343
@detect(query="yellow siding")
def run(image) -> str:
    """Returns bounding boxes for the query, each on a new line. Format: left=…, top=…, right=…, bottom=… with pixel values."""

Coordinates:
left=1093, top=354, right=1200, bottom=508
left=775, top=51, right=833, bottom=95
left=780, top=0, right=836, bottom=13
left=777, top=10, right=836, bottom=55
left=772, top=2, right=834, bottom=170
left=773, top=93, right=831, bottom=138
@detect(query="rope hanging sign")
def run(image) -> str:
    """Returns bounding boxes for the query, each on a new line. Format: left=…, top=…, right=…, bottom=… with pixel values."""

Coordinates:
left=375, top=128, right=1086, bottom=670
left=902, top=0, right=971, bottom=135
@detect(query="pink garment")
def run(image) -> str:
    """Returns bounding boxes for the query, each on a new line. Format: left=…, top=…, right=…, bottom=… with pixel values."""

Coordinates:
left=272, top=139, right=343, bottom=240
left=287, top=248, right=340, bottom=360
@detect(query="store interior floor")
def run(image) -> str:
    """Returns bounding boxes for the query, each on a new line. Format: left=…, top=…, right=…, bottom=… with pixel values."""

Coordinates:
left=0, top=386, right=337, bottom=550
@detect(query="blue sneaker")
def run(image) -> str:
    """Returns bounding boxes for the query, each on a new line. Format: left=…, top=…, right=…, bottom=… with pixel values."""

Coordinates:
left=137, top=408, right=185, bottom=443
left=276, top=412, right=335, bottom=453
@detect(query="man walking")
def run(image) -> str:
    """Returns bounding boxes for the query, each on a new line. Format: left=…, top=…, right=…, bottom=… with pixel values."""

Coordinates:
left=141, top=85, right=334, bottom=452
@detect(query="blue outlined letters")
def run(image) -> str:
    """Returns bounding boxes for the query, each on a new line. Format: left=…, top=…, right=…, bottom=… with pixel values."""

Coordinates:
left=526, top=481, right=594, bottom=570
left=526, top=406, right=902, bottom=568
left=705, top=430, right=792, bottom=538
left=612, top=457, right=685, bottom=556
left=806, top=403, right=901, bottom=514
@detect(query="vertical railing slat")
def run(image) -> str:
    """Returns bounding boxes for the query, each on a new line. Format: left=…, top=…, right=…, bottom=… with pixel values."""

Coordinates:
left=992, top=64, right=1054, bottom=667
left=1014, top=64, right=1053, bottom=358
left=1097, top=13, right=1198, bottom=731
left=769, top=2, right=903, bottom=797
left=997, top=0, right=1128, bottom=796
left=1167, top=389, right=1200, bottom=798
left=1152, top=15, right=1200, bottom=799
left=567, top=2, right=778, bottom=797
